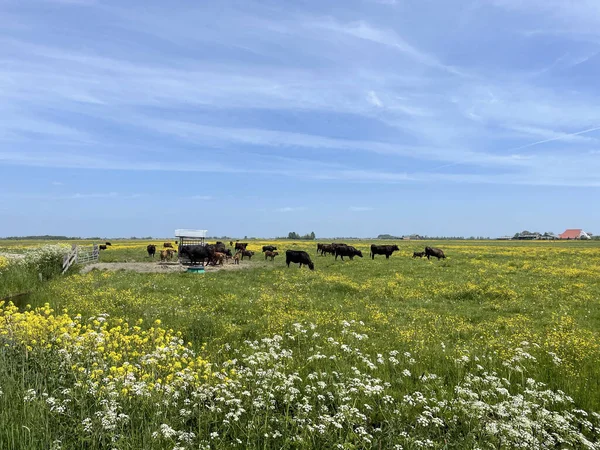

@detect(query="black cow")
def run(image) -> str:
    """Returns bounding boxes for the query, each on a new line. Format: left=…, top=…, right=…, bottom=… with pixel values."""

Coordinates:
left=320, top=244, right=335, bottom=256
left=205, top=243, right=228, bottom=265
left=235, top=242, right=249, bottom=251
left=317, top=243, right=324, bottom=254
left=286, top=250, right=314, bottom=270
left=370, top=244, right=399, bottom=260
left=164, top=242, right=174, bottom=248
left=179, top=245, right=211, bottom=266
left=241, top=250, right=254, bottom=260
left=207, top=243, right=227, bottom=254
left=99, top=244, right=107, bottom=250
left=331, top=242, right=347, bottom=249
left=413, top=251, right=425, bottom=258
left=147, top=244, right=156, bottom=258
left=425, top=246, right=446, bottom=260
left=262, top=245, right=277, bottom=252
left=335, top=245, right=363, bottom=261
left=105, top=242, right=112, bottom=246
left=229, top=241, right=234, bottom=247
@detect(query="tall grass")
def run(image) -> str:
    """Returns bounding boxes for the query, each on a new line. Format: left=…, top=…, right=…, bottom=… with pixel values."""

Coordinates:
left=0, top=245, right=70, bottom=299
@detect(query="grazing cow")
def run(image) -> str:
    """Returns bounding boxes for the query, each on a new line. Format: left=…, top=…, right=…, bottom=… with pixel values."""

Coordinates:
left=370, top=244, right=400, bottom=260
left=413, top=251, right=426, bottom=258
left=233, top=251, right=241, bottom=265
left=286, top=250, right=314, bottom=270
left=320, top=244, right=335, bottom=256
left=147, top=244, right=156, bottom=258
left=425, top=246, right=446, bottom=260
left=264, top=251, right=279, bottom=261
left=166, top=249, right=177, bottom=260
left=335, top=245, right=363, bottom=261
left=262, top=245, right=277, bottom=252
left=241, top=250, right=254, bottom=260
left=235, top=242, right=249, bottom=251
left=105, top=242, right=112, bottom=246
left=99, top=244, right=107, bottom=250
left=331, top=243, right=348, bottom=250
left=317, top=243, right=324, bottom=254
left=214, top=252, right=226, bottom=265
left=229, top=241, right=234, bottom=247
left=207, top=243, right=227, bottom=255
left=178, top=245, right=211, bottom=266
left=164, top=242, right=174, bottom=248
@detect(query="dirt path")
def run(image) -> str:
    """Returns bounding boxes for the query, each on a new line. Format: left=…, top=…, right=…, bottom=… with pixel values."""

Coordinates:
left=81, top=261, right=255, bottom=274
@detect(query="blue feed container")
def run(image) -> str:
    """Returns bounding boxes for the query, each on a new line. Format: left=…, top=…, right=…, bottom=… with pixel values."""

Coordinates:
left=187, top=266, right=205, bottom=274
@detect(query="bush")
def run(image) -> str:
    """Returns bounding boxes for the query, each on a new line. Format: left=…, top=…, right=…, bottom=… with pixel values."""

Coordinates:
left=0, top=245, right=69, bottom=298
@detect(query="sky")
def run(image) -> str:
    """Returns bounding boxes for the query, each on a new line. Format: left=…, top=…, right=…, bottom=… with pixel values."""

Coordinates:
left=1, top=0, right=600, bottom=238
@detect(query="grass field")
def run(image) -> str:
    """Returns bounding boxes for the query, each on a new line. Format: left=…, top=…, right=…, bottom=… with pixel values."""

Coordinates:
left=1, top=239, right=600, bottom=448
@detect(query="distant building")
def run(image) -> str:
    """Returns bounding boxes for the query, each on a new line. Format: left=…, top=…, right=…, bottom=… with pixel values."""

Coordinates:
left=516, top=232, right=541, bottom=240
left=497, top=236, right=512, bottom=240
left=559, top=229, right=591, bottom=240
left=541, top=232, right=558, bottom=240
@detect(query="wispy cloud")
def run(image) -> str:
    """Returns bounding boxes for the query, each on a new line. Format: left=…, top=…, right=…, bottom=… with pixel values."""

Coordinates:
left=367, top=90, right=383, bottom=107
left=277, top=207, right=306, bottom=212
left=190, top=195, right=213, bottom=200
left=311, top=19, right=464, bottom=75
left=0, top=192, right=142, bottom=200
left=349, top=206, right=373, bottom=212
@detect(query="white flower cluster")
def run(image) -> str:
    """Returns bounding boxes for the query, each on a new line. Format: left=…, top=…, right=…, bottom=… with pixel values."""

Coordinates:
left=15, top=320, right=600, bottom=448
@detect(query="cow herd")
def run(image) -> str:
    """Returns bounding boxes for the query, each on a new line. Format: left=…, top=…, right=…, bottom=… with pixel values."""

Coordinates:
left=144, top=240, right=447, bottom=271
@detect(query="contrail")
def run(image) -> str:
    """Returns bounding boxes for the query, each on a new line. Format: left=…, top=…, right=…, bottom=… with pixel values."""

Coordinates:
left=431, top=124, right=600, bottom=171
left=508, top=124, right=600, bottom=151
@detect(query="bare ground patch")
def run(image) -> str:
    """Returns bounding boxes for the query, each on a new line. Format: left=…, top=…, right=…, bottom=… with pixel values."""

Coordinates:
left=80, top=260, right=262, bottom=274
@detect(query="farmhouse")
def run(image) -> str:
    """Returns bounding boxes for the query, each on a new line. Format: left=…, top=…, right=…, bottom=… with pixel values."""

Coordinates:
left=559, top=229, right=591, bottom=240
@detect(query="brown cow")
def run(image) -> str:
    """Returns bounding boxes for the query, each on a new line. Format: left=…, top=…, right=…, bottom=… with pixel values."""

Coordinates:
left=166, top=249, right=177, bottom=260
left=264, top=250, right=279, bottom=261
left=214, top=252, right=226, bottom=265
left=160, top=250, right=168, bottom=261
left=233, top=251, right=242, bottom=265
left=164, top=242, right=174, bottom=248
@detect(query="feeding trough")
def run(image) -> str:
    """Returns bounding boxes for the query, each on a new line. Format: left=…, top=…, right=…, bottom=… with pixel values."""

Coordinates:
left=175, top=229, right=208, bottom=267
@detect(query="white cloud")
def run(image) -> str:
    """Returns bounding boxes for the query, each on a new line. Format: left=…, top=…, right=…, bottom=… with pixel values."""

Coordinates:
left=349, top=206, right=373, bottom=212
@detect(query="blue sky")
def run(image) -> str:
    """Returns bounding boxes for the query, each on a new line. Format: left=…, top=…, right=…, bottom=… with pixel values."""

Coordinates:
left=1, top=0, right=600, bottom=238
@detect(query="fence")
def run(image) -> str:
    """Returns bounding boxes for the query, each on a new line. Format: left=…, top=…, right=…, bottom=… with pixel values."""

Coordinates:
left=62, top=244, right=99, bottom=273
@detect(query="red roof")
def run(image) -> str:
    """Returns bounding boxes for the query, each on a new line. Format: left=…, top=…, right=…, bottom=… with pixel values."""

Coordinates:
left=559, top=229, right=582, bottom=239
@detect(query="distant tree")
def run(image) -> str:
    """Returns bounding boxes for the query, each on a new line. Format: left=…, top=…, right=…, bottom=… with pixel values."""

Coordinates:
left=310, top=231, right=316, bottom=240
